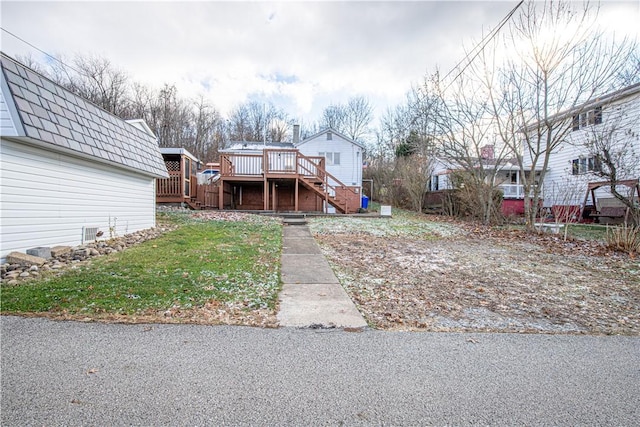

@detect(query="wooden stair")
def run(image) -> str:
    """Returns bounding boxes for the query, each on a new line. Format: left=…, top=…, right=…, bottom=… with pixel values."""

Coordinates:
left=185, top=198, right=203, bottom=210
left=298, top=175, right=347, bottom=214
left=294, top=152, right=360, bottom=214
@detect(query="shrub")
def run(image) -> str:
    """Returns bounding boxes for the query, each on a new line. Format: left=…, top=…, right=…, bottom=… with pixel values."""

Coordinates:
left=606, top=225, right=640, bottom=254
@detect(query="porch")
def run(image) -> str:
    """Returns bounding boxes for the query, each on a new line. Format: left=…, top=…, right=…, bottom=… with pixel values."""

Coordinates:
left=156, top=149, right=361, bottom=214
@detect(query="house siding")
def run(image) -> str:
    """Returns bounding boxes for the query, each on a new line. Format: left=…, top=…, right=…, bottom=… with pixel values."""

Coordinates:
left=532, top=89, right=640, bottom=207
left=0, top=139, right=156, bottom=259
left=296, top=132, right=363, bottom=187
left=0, top=89, right=18, bottom=136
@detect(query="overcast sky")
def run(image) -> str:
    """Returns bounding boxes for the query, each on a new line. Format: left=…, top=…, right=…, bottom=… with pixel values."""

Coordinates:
left=1, top=1, right=638, bottom=124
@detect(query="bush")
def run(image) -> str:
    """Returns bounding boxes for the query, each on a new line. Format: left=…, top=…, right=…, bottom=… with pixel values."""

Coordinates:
left=606, top=225, right=640, bottom=254
left=446, top=172, right=504, bottom=224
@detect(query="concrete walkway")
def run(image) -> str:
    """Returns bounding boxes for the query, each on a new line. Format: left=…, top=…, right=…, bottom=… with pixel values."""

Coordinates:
left=277, top=221, right=367, bottom=328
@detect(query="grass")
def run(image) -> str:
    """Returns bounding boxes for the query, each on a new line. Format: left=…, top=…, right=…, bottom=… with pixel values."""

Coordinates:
left=0, top=215, right=282, bottom=316
left=565, top=223, right=610, bottom=241
left=310, top=206, right=461, bottom=238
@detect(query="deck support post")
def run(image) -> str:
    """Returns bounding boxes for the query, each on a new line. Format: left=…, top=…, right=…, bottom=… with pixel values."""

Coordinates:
left=264, top=178, right=269, bottom=210
left=272, top=181, right=277, bottom=212
left=218, top=179, right=224, bottom=210
left=295, top=178, right=299, bottom=212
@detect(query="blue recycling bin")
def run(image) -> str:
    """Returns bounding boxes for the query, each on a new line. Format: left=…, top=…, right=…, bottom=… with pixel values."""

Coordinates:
left=361, top=195, right=369, bottom=209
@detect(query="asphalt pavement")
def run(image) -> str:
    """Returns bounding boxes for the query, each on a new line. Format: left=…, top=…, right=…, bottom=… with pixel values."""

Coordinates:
left=2, top=315, right=639, bottom=426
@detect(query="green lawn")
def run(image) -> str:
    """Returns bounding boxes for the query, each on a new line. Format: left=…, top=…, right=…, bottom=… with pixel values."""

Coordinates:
left=0, top=216, right=282, bottom=316
left=564, top=223, right=610, bottom=241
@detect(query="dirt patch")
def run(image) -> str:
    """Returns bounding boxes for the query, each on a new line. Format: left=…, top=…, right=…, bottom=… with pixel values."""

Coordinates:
left=314, top=227, right=639, bottom=335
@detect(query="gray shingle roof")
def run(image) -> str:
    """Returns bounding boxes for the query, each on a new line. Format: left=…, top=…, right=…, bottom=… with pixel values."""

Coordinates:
left=1, top=53, right=168, bottom=178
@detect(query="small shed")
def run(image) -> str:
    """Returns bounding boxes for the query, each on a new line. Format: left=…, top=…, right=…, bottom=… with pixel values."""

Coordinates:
left=0, top=54, right=168, bottom=260
left=156, top=147, right=202, bottom=207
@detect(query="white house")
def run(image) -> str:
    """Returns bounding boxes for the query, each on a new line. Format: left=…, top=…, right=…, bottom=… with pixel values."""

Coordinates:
left=427, top=150, right=543, bottom=215
left=295, top=127, right=364, bottom=189
left=295, top=127, right=364, bottom=213
left=0, top=53, right=168, bottom=260
left=524, top=83, right=640, bottom=209
left=212, top=126, right=363, bottom=213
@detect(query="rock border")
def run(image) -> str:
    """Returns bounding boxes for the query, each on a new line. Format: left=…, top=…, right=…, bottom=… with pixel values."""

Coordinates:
left=1, top=226, right=175, bottom=286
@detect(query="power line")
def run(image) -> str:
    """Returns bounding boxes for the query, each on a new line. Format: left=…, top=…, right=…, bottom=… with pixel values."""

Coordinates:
left=1, top=26, right=84, bottom=76
left=441, top=0, right=525, bottom=92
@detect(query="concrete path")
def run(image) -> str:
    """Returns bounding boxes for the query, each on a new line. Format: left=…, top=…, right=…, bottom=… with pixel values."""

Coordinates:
left=277, top=222, right=367, bottom=328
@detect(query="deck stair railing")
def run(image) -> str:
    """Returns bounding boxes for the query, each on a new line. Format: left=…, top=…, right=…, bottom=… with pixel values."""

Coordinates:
left=296, top=152, right=359, bottom=214
left=218, top=150, right=360, bottom=213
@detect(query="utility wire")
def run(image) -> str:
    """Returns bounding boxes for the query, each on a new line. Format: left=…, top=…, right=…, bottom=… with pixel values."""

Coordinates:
left=440, top=0, right=525, bottom=92
left=1, top=26, right=84, bottom=76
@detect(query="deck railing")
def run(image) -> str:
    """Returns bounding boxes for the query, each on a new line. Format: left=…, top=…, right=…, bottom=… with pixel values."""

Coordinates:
left=220, top=151, right=326, bottom=178
left=266, top=150, right=297, bottom=174
left=219, top=150, right=359, bottom=213
left=157, top=171, right=182, bottom=197
left=499, top=184, right=541, bottom=199
left=296, top=154, right=359, bottom=213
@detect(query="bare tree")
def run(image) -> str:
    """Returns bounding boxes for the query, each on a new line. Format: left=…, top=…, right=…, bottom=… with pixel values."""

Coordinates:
left=14, top=53, right=47, bottom=74
left=484, top=0, right=638, bottom=228
left=192, top=96, right=224, bottom=162
left=228, top=101, right=291, bottom=143
left=394, top=154, right=435, bottom=212
left=426, top=70, right=513, bottom=224
left=320, top=96, right=374, bottom=142
left=320, top=104, right=346, bottom=131
left=47, top=54, right=131, bottom=116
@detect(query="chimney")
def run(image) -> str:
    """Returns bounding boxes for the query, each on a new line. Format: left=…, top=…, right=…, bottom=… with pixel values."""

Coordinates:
left=480, top=145, right=494, bottom=160
left=293, top=124, right=300, bottom=145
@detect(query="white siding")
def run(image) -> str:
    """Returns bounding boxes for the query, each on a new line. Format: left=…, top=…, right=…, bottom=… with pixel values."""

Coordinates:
left=0, top=139, right=157, bottom=259
left=538, top=94, right=640, bottom=206
left=0, top=90, right=18, bottom=136
left=297, top=133, right=363, bottom=188
left=431, top=158, right=454, bottom=191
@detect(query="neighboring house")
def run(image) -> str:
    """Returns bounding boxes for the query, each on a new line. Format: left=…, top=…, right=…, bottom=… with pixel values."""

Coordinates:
left=426, top=150, right=543, bottom=215
left=210, top=126, right=362, bottom=213
left=0, top=53, right=168, bottom=260
left=523, top=82, right=640, bottom=215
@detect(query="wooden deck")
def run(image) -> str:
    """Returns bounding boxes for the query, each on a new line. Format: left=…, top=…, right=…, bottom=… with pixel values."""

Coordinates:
left=157, top=150, right=361, bottom=214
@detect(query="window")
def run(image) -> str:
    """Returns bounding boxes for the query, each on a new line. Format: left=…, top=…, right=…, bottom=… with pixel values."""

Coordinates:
left=588, top=156, right=602, bottom=173
left=593, top=106, right=602, bottom=125
left=572, top=158, right=586, bottom=175
left=319, top=152, right=340, bottom=166
left=572, top=105, right=603, bottom=131
left=580, top=113, right=587, bottom=128
left=572, top=156, right=601, bottom=175
left=326, top=132, right=333, bottom=141
left=572, top=115, right=580, bottom=131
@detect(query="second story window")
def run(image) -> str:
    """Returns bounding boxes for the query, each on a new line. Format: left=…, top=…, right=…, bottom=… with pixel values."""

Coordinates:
left=572, top=106, right=602, bottom=131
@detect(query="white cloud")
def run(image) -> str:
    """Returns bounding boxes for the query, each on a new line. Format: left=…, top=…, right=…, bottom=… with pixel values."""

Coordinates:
left=2, top=0, right=638, bottom=124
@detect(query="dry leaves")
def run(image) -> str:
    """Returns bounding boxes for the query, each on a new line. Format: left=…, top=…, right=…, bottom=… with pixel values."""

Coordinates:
left=315, top=226, right=639, bottom=335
